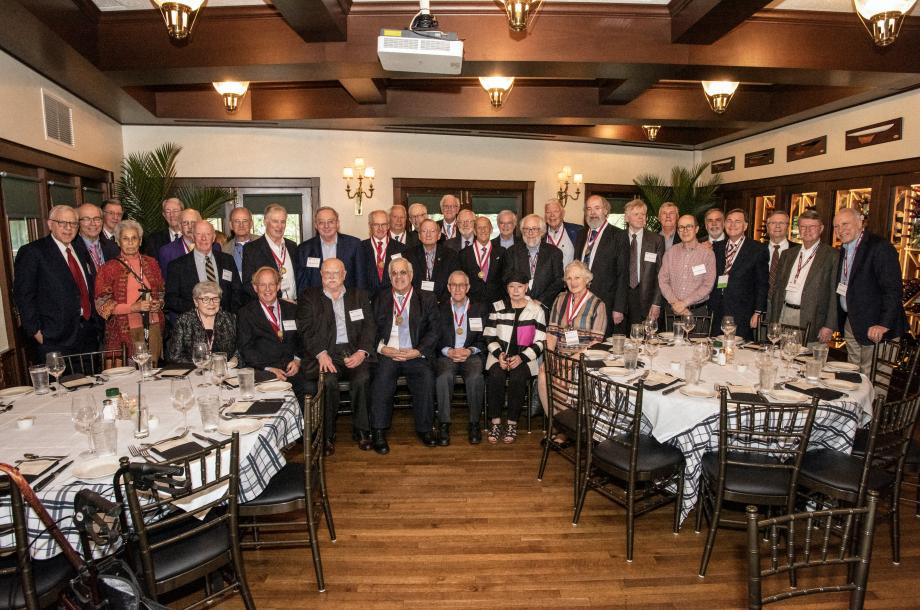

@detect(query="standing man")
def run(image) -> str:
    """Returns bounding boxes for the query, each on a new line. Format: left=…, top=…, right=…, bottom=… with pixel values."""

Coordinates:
left=708, top=209, right=768, bottom=341
left=623, top=199, right=665, bottom=326
left=434, top=271, right=487, bottom=446
left=158, top=208, right=210, bottom=279
left=574, top=195, right=628, bottom=333
left=459, top=216, right=506, bottom=305
left=543, top=199, right=582, bottom=267
left=101, top=198, right=123, bottom=244
left=658, top=214, right=716, bottom=321
left=223, top=207, right=256, bottom=277
left=493, top=210, right=519, bottom=249
left=408, top=202, right=429, bottom=233
left=833, top=207, right=906, bottom=373
left=389, top=204, right=418, bottom=248
left=444, top=209, right=476, bottom=251
left=369, top=258, right=441, bottom=454
left=242, top=203, right=299, bottom=303
left=73, top=203, right=119, bottom=272
left=298, top=258, right=376, bottom=453
left=297, top=206, right=364, bottom=290
left=504, top=214, right=564, bottom=310
left=406, top=219, right=460, bottom=304
left=768, top=209, right=837, bottom=345
left=359, top=210, right=407, bottom=299
left=438, top=194, right=461, bottom=240
left=14, top=205, right=99, bottom=359
left=701, top=207, right=726, bottom=246
left=658, top=202, right=679, bottom=251
left=142, top=197, right=183, bottom=258
left=165, top=220, right=242, bottom=317
left=764, top=210, right=792, bottom=309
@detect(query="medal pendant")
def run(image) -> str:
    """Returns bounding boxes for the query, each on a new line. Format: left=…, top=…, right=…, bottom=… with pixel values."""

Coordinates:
left=456, top=328, right=464, bottom=336
left=395, top=315, right=404, bottom=326
left=377, top=260, right=384, bottom=270
left=278, top=267, right=286, bottom=277
left=477, top=271, right=484, bottom=279
left=276, top=330, right=283, bottom=340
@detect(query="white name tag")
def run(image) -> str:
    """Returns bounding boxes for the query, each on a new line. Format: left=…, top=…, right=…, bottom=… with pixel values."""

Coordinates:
left=564, top=330, right=580, bottom=345
left=644, top=252, right=657, bottom=263
left=421, top=280, right=435, bottom=291
left=349, top=309, right=364, bottom=322
left=836, top=282, right=848, bottom=296
left=717, top=274, right=729, bottom=289
left=306, top=257, right=321, bottom=268
left=221, top=269, right=233, bottom=282
left=692, top=264, right=707, bottom=276
left=282, top=320, right=297, bottom=331
left=390, top=253, right=402, bottom=260
left=469, top=318, right=483, bottom=332
left=493, top=300, right=505, bottom=312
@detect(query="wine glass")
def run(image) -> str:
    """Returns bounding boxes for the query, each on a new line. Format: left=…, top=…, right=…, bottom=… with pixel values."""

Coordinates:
left=721, top=316, right=737, bottom=338
left=71, top=394, right=98, bottom=458
left=210, top=352, right=229, bottom=401
left=645, top=334, right=660, bottom=370
left=46, top=352, right=65, bottom=397
left=644, top=316, right=658, bottom=340
left=766, top=322, right=783, bottom=348
left=192, top=341, right=211, bottom=387
left=781, top=333, right=801, bottom=379
left=170, top=378, right=195, bottom=434
left=682, top=313, right=695, bottom=340
left=132, top=341, right=151, bottom=379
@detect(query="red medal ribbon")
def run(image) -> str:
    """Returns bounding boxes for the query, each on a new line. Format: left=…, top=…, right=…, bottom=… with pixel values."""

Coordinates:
left=453, top=300, right=468, bottom=330
left=547, top=227, right=565, bottom=247
left=474, top=242, right=492, bottom=277
left=793, top=244, right=819, bottom=283
left=393, top=286, right=413, bottom=321
left=261, top=301, right=283, bottom=340
left=582, top=223, right=607, bottom=259
left=565, top=290, right=590, bottom=327
left=269, top=241, right=287, bottom=271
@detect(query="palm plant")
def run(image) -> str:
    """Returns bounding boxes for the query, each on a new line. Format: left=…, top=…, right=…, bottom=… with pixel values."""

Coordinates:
left=634, top=162, right=722, bottom=231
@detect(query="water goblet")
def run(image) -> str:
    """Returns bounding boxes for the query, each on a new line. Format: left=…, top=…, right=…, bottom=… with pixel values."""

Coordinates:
left=170, top=377, right=195, bottom=434
left=46, top=352, right=65, bottom=397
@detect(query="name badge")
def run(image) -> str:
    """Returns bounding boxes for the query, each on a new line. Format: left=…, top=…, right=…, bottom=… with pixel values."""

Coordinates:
left=836, top=282, right=848, bottom=296
left=564, top=330, right=580, bottom=346
left=469, top=318, right=483, bottom=332
left=692, top=264, right=707, bottom=276
left=716, top=274, right=729, bottom=289
left=421, top=280, right=435, bottom=291
left=349, top=309, right=364, bottom=322
left=221, top=269, right=233, bottom=282
left=390, top=253, right=402, bottom=260
left=306, top=257, right=321, bottom=268
left=644, top=252, right=657, bottom=263
left=282, top=320, right=297, bottom=331
left=493, top=300, right=505, bottom=312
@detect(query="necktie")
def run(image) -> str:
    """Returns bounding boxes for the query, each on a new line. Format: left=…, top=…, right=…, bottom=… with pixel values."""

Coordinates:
left=629, top=233, right=639, bottom=289
left=769, top=244, right=780, bottom=292
left=172, top=232, right=180, bottom=242
left=724, top=241, right=739, bottom=275
left=90, top=242, right=104, bottom=270
left=65, top=247, right=91, bottom=320
left=205, top=255, right=217, bottom=283
left=425, top=250, right=435, bottom=280
left=234, top=242, right=244, bottom=274
left=375, top=240, right=384, bottom=282
left=529, top=251, right=538, bottom=277
left=583, top=229, right=599, bottom=266
left=481, top=245, right=490, bottom=280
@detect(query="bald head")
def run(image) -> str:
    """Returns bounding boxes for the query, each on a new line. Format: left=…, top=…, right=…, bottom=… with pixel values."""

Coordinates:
left=193, top=220, right=215, bottom=254
left=77, top=203, right=103, bottom=239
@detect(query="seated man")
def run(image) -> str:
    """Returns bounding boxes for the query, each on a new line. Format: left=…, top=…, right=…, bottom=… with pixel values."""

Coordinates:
left=369, top=258, right=440, bottom=454
left=237, top=266, right=312, bottom=406
left=434, top=271, right=487, bottom=446
left=297, top=258, right=376, bottom=454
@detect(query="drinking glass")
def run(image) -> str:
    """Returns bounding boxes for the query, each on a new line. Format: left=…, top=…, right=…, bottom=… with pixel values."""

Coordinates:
left=645, top=337, right=660, bottom=370
left=630, top=323, right=644, bottom=344
left=623, top=343, right=640, bottom=370
left=29, top=364, right=51, bottom=395
left=682, top=313, right=696, bottom=338
left=210, top=352, right=229, bottom=401
left=781, top=334, right=800, bottom=378
left=812, top=344, right=829, bottom=369
left=692, top=338, right=711, bottom=364
left=132, top=341, right=151, bottom=379
left=685, top=359, right=702, bottom=385
left=46, top=352, right=65, bottom=397
left=192, top=341, right=211, bottom=386
left=610, top=334, right=626, bottom=355
left=673, top=321, right=685, bottom=345
left=721, top=316, right=737, bottom=338
left=197, top=395, right=221, bottom=433
left=758, top=362, right=777, bottom=392
left=71, top=394, right=98, bottom=457
left=767, top=322, right=783, bottom=347
left=644, top=316, right=658, bottom=340
left=804, top=358, right=822, bottom=384
left=170, top=377, right=196, bottom=433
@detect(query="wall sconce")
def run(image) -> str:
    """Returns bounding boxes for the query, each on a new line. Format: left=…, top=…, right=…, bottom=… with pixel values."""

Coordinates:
left=701, top=81, right=739, bottom=114
left=212, top=81, right=249, bottom=113
left=853, top=0, right=918, bottom=47
left=556, top=166, right=583, bottom=207
left=478, top=77, right=515, bottom=108
left=153, top=1, right=204, bottom=41
left=642, top=125, right=661, bottom=142
left=343, top=158, right=375, bottom=216
left=501, top=0, right=543, bottom=32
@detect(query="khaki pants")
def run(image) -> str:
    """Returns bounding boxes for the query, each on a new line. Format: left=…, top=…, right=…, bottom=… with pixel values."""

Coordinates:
left=843, top=320, right=874, bottom=376
left=779, top=305, right=801, bottom=328
left=129, top=324, right=163, bottom=367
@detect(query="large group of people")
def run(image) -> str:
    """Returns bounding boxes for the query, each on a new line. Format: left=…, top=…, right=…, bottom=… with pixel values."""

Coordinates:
left=12, top=192, right=907, bottom=455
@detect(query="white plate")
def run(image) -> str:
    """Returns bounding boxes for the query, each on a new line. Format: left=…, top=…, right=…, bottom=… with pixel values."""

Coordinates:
left=584, top=350, right=610, bottom=360
left=72, top=456, right=120, bottom=481
left=767, top=389, right=808, bottom=402
left=0, top=386, right=34, bottom=398
left=658, top=332, right=674, bottom=340
left=218, top=418, right=263, bottom=436
left=258, top=381, right=292, bottom=392
left=824, top=361, right=860, bottom=372
left=680, top=385, right=716, bottom=398
left=102, top=366, right=135, bottom=377
left=599, top=366, right=630, bottom=377
left=823, top=379, right=859, bottom=391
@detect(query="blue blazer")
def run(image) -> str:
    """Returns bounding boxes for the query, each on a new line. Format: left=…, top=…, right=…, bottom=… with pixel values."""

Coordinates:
left=561, top=221, right=584, bottom=247
left=158, top=239, right=219, bottom=281
left=296, top=233, right=364, bottom=290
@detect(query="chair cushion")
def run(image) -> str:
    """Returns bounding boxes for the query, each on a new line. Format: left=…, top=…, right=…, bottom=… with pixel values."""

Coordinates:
left=593, top=435, right=684, bottom=476
left=0, top=551, right=75, bottom=609
left=800, top=449, right=895, bottom=495
left=240, top=462, right=305, bottom=508
left=554, top=408, right=578, bottom=437
left=700, top=451, right=792, bottom=498
left=145, top=508, right=231, bottom=582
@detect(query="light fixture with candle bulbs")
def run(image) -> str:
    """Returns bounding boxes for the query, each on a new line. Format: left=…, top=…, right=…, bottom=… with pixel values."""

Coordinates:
left=478, top=77, right=515, bottom=108
left=556, top=166, right=583, bottom=207
left=701, top=81, right=739, bottom=114
left=642, top=125, right=661, bottom=142
left=853, top=0, right=918, bottom=47
left=153, top=0, right=205, bottom=41
left=212, top=81, right=249, bottom=113
left=343, top=158, right=375, bottom=216
left=501, top=0, right=544, bottom=32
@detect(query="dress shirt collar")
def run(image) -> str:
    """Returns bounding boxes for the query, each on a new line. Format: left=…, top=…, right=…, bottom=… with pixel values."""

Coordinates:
left=526, top=243, right=540, bottom=256
left=323, top=287, right=346, bottom=301
left=770, top=238, right=789, bottom=250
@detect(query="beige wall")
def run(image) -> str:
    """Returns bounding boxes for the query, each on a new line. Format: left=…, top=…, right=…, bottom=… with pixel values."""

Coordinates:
left=122, top=125, right=691, bottom=237
left=0, top=50, right=123, bottom=173
left=698, top=89, right=920, bottom=184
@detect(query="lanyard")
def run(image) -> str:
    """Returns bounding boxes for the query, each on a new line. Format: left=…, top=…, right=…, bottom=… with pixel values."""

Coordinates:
left=181, top=240, right=191, bottom=254
left=582, top=223, right=607, bottom=258
left=393, top=287, right=413, bottom=320
left=474, top=242, right=491, bottom=271
left=841, top=231, right=863, bottom=284
left=375, top=237, right=388, bottom=265
left=453, top=301, right=468, bottom=329
left=260, top=301, right=282, bottom=339
left=793, top=245, right=819, bottom=283
left=565, top=291, right=590, bottom=327
left=547, top=227, right=565, bottom=247
left=196, top=311, right=215, bottom=349
left=269, top=240, right=287, bottom=269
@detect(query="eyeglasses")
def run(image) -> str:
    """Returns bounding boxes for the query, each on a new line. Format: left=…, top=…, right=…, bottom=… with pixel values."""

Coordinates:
left=370, top=223, right=389, bottom=229
left=316, top=219, right=337, bottom=227
left=79, top=216, right=103, bottom=224
left=677, top=224, right=697, bottom=231
left=103, top=210, right=122, bottom=217
left=196, top=296, right=221, bottom=304
left=51, top=219, right=79, bottom=229
left=390, top=270, right=410, bottom=277
left=448, top=283, right=469, bottom=288
left=253, top=282, right=279, bottom=289
left=521, top=227, right=542, bottom=233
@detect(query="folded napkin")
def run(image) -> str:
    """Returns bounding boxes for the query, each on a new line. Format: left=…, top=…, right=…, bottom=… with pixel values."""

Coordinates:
left=785, top=382, right=844, bottom=401
left=158, top=364, right=195, bottom=378
left=15, top=458, right=58, bottom=482
left=60, top=374, right=95, bottom=389
left=728, top=385, right=766, bottom=403
left=835, top=371, right=863, bottom=384
left=227, top=398, right=284, bottom=417
left=151, top=439, right=206, bottom=461
left=585, top=360, right=643, bottom=370
left=224, top=369, right=276, bottom=387
left=643, top=372, right=679, bottom=391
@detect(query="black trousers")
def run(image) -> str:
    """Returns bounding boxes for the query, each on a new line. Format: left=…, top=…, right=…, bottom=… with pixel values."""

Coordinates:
left=321, top=348, right=371, bottom=440
left=370, top=356, right=435, bottom=434
left=486, top=362, right=533, bottom=422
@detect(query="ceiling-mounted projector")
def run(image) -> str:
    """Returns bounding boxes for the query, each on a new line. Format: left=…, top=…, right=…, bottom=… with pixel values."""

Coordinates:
left=377, top=0, right=463, bottom=75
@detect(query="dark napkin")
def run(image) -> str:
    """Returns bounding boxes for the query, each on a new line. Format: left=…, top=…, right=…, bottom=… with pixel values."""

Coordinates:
left=238, top=398, right=284, bottom=416
left=59, top=373, right=95, bottom=388
left=644, top=376, right=680, bottom=391
left=729, top=391, right=767, bottom=403
left=158, top=364, right=195, bottom=377
left=152, top=441, right=205, bottom=461
left=225, top=369, right=276, bottom=387
left=785, top=383, right=844, bottom=401
left=835, top=372, right=863, bottom=384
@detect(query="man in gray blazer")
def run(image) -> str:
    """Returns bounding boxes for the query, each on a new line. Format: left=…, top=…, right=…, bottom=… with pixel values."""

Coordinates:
left=767, top=209, right=837, bottom=344
left=623, top=199, right=665, bottom=327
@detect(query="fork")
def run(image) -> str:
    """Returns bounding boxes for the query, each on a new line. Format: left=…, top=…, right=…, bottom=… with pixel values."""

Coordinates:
left=128, top=444, right=156, bottom=460
left=139, top=428, right=188, bottom=449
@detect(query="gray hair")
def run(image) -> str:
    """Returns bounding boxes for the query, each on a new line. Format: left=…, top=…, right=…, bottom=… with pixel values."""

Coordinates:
left=114, top=219, right=144, bottom=242
left=192, top=280, right=222, bottom=300
left=624, top=198, right=647, bottom=214
left=565, top=260, right=593, bottom=284
left=521, top=213, right=546, bottom=234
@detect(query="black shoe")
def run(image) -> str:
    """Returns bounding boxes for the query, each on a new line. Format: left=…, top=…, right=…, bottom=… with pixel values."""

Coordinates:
left=371, top=429, right=389, bottom=455
left=417, top=431, right=437, bottom=447
left=468, top=423, right=482, bottom=445
left=437, top=423, right=450, bottom=446
left=323, top=441, right=335, bottom=457
left=355, top=430, right=372, bottom=451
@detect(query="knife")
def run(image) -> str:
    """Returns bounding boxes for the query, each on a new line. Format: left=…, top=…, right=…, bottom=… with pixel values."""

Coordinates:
left=192, top=432, right=220, bottom=444
left=32, top=460, right=73, bottom=492
left=662, top=382, right=686, bottom=395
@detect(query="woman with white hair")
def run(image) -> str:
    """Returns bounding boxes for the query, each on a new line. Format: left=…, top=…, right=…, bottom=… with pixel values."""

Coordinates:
left=166, top=280, right=238, bottom=363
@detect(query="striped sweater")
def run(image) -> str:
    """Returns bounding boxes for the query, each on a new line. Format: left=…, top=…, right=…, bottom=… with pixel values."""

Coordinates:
left=484, top=297, right=547, bottom=376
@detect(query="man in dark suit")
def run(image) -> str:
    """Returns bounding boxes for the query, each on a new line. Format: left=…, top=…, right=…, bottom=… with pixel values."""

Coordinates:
left=574, top=195, right=628, bottom=333
left=492, top=210, right=519, bottom=250
left=708, top=209, right=769, bottom=341
left=434, top=271, right=487, bottom=446
left=142, top=197, right=183, bottom=258
left=73, top=203, right=119, bottom=273
left=166, top=220, right=242, bottom=319
left=297, top=206, right=364, bottom=290
left=544, top=199, right=582, bottom=267
left=100, top=198, right=123, bottom=244
left=405, top=218, right=460, bottom=304
left=242, top=203, right=299, bottom=302
left=237, top=266, right=312, bottom=405
left=444, top=209, right=477, bottom=252
left=159, top=208, right=221, bottom=281
left=14, top=205, right=100, bottom=360
left=437, top=194, right=461, bottom=241
left=623, top=199, right=665, bottom=327
left=504, top=214, right=564, bottom=310
left=298, top=258, right=376, bottom=453
left=459, top=216, right=505, bottom=305
left=833, top=206, right=906, bottom=373
left=389, top=204, right=418, bottom=248
left=767, top=209, right=837, bottom=345
left=657, top=202, right=679, bottom=251
left=359, top=210, right=407, bottom=300
left=369, top=258, right=441, bottom=454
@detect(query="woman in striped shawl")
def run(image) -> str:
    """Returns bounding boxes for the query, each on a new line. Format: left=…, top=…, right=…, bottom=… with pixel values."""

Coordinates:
left=483, top=271, right=547, bottom=444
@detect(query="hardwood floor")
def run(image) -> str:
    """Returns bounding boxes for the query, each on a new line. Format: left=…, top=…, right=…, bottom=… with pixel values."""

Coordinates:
left=186, top=412, right=920, bottom=608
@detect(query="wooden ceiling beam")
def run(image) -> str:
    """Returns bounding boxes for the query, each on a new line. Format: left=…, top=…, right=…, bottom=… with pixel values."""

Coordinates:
left=273, top=0, right=347, bottom=43
left=598, top=78, right=660, bottom=105
left=339, top=78, right=387, bottom=104
left=670, top=0, right=773, bottom=45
